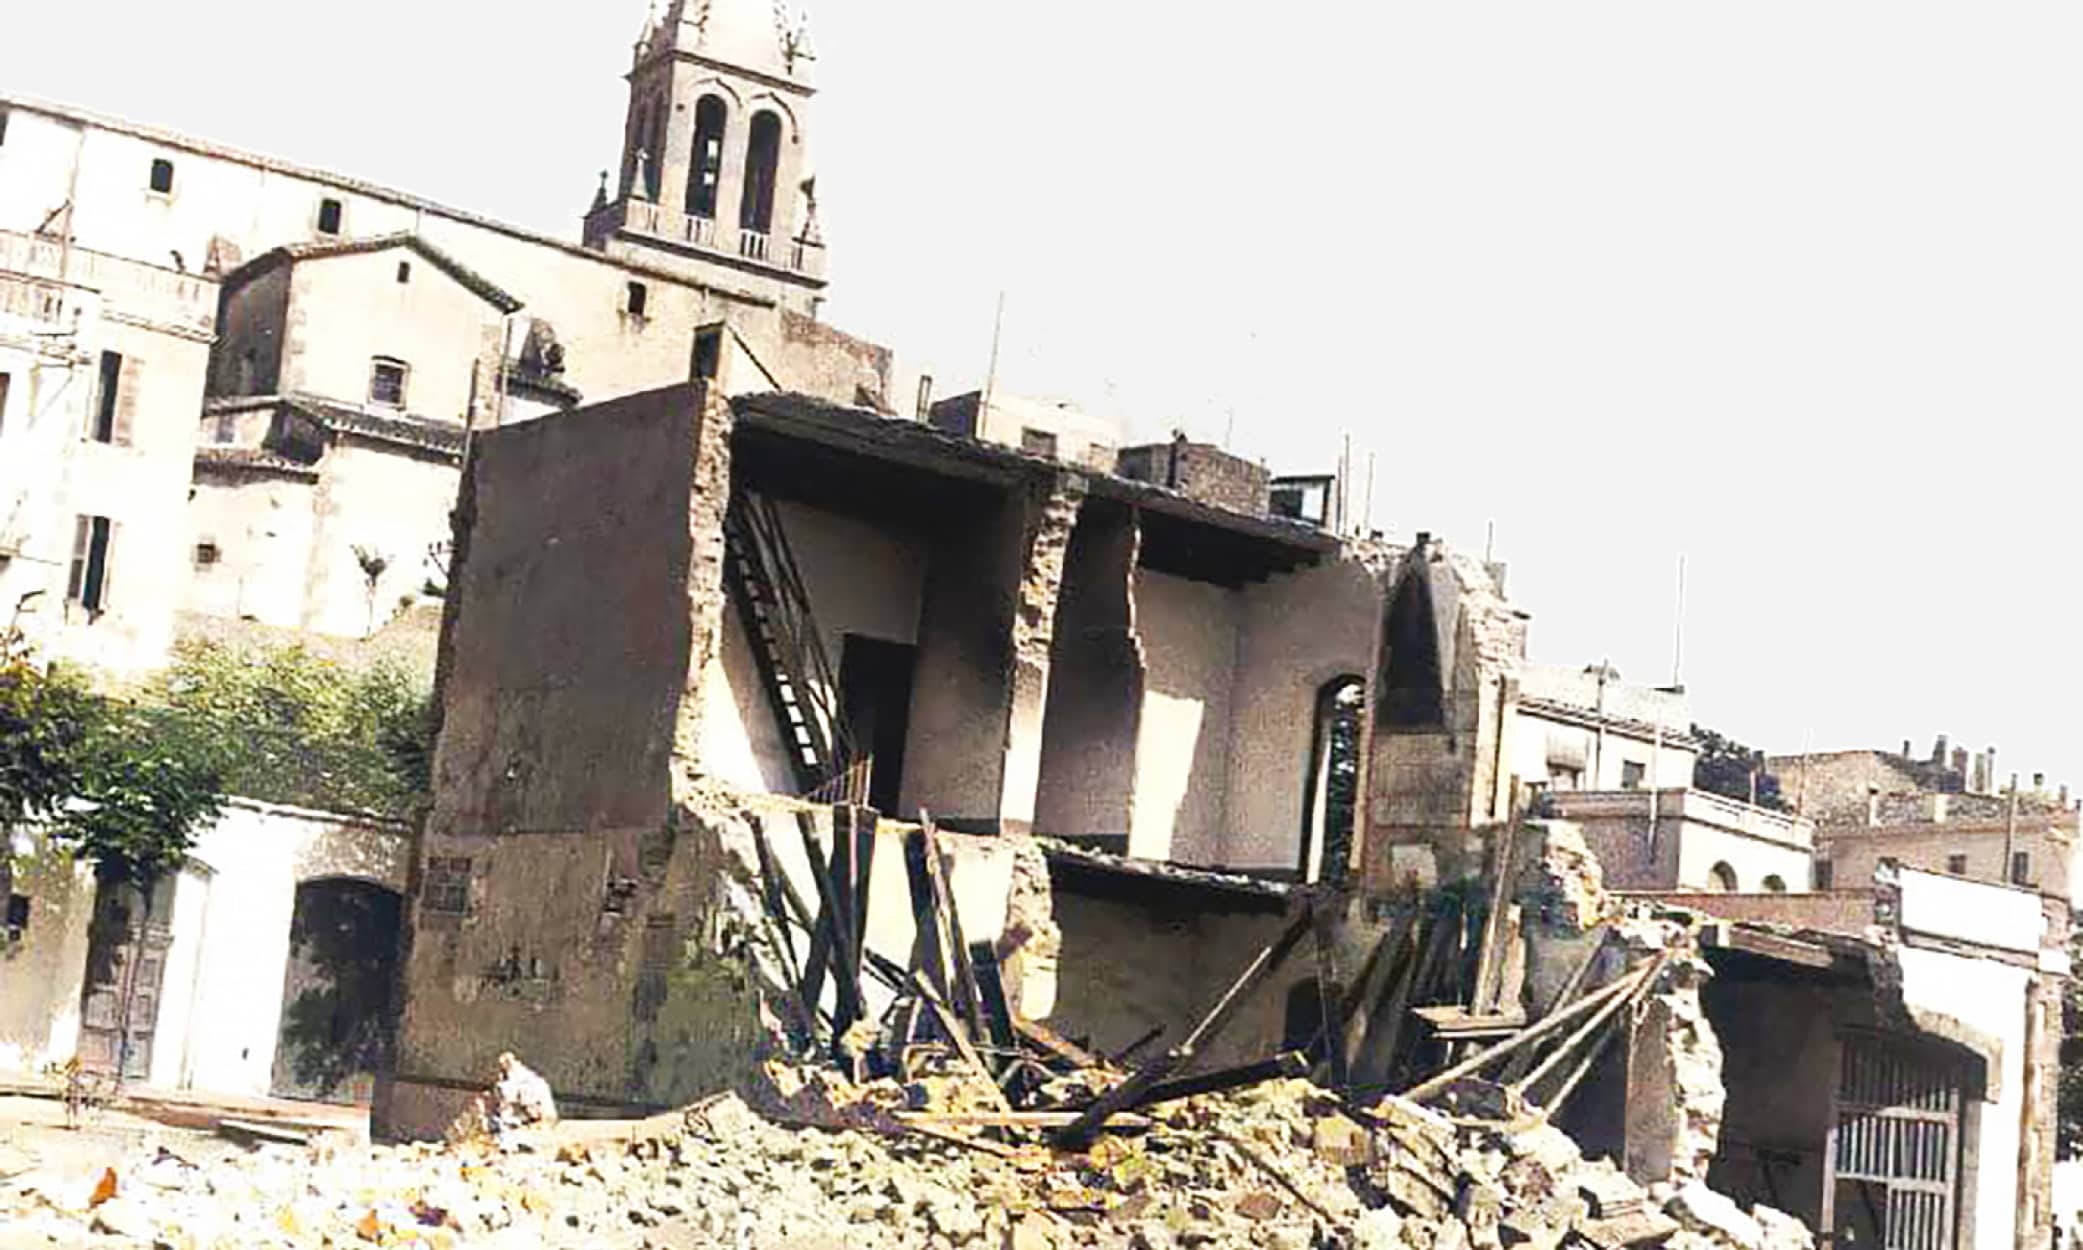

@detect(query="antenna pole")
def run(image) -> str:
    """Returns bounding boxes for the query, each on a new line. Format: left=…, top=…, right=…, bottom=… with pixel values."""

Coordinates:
left=980, top=291, right=1006, bottom=418
left=1671, top=554, right=1687, bottom=689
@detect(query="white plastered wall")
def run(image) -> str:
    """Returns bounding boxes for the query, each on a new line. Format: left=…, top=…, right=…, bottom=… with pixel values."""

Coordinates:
left=1128, top=569, right=1240, bottom=865
left=1221, top=558, right=1380, bottom=870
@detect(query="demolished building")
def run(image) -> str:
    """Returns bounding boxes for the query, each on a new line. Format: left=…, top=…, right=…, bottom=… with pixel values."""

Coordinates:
left=373, top=381, right=2069, bottom=1250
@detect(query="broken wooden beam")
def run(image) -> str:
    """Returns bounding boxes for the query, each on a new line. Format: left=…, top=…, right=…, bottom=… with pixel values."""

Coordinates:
left=1129, top=1051, right=1311, bottom=1110
left=1399, top=960, right=1654, bottom=1105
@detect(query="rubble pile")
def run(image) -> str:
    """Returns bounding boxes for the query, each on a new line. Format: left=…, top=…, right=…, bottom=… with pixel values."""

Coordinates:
left=0, top=1064, right=1813, bottom=1250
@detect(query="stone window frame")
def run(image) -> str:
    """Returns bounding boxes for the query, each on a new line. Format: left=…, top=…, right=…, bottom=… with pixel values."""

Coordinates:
left=369, top=356, right=410, bottom=409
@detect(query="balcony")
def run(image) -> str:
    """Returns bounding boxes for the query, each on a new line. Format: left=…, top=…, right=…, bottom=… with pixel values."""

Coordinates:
left=0, top=230, right=216, bottom=336
left=585, top=199, right=824, bottom=281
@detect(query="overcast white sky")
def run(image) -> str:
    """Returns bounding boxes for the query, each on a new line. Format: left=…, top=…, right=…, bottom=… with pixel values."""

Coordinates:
left=6, top=2, right=2080, bottom=782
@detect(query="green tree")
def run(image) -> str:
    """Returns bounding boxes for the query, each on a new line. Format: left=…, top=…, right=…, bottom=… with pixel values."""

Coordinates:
left=1691, top=724, right=1791, bottom=812
left=2, top=626, right=223, bottom=902
left=0, top=625, right=99, bottom=833
left=150, top=640, right=433, bottom=819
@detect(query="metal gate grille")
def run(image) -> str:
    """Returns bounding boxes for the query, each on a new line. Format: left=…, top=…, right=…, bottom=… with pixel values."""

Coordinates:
left=1828, top=1033, right=1963, bottom=1250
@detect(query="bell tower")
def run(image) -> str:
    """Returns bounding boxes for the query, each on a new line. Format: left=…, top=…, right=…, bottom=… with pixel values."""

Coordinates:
left=583, top=0, right=826, bottom=310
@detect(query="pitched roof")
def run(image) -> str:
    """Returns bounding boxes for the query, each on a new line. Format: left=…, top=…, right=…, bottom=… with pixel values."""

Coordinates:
left=191, top=444, right=320, bottom=481
left=203, top=393, right=467, bottom=459
left=219, top=233, right=523, bottom=313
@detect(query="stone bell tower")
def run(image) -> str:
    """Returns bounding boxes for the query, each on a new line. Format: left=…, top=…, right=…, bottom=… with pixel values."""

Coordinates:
left=583, top=0, right=827, bottom=312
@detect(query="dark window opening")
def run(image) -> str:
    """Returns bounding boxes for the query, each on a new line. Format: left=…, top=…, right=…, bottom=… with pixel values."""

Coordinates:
left=1621, top=760, right=1647, bottom=790
left=2011, top=851, right=2031, bottom=886
left=423, top=855, right=472, bottom=916
left=837, top=634, right=918, bottom=816
left=1815, top=860, right=1835, bottom=890
left=626, top=281, right=649, bottom=319
left=194, top=541, right=220, bottom=567
left=1707, top=862, right=1738, bottom=893
left=0, top=108, right=10, bottom=147
left=1280, top=978, right=1341, bottom=1060
left=739, top=111, right=783, bottom=233
left=1301, top=676, right=1365, bottom=882
left=4, top=893, right=27, bottom=941
left=687, top=95, right=729, bottom=219
left=67, top=515, right=113, bottom=612
left=91, top=351, right=122, bottom=442
left=0, top=371, right=11, bottom=436
left=148, top=158, right=174, bottom=195
left=1761, top=874, right=1788, bottom=893
left=1020, top=428, right=1058, bottom=458
left=369, top=357, right=407, bottom=408
left=1946, top=854, right=1967, bottom=876
left=1378, top=574, right=1445, bottom=730
left=213, top=409, right=236, bottom=443
left=316, top=197, right=343, bottom=235
left=692, top=326, right=723, bottom=381
left=396, top=261, right=411, bottom=284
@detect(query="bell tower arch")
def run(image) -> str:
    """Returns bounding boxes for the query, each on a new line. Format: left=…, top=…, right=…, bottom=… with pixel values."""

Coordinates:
left=584, top=0, right=826, bottom=310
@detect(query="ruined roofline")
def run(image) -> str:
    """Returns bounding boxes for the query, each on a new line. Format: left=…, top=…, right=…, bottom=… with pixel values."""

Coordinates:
left=0, top=91, right=777, bottom=308
left=732, top=390, right=1344, bottom=558
left=191, top=444, right=320, bottom=481
left=207, top=391, right=468, bottom=458
left=1035, top=836, right=1294, bottom=908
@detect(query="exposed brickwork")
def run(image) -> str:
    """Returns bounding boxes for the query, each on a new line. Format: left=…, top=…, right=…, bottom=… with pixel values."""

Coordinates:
left=1115, top=439, right=1270, bottom=516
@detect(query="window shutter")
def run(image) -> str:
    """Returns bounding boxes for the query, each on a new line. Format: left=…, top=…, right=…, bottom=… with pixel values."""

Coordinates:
left=65, top=516, right=90, bottom=601
left=112, top=355, right=141, bottom=446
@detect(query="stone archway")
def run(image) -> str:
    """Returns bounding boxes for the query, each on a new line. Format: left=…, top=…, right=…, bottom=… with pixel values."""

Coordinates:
left=270, top=877, right=402, bottom=1104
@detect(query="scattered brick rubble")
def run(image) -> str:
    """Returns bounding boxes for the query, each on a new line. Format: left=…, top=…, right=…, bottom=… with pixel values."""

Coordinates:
left=0, top=1060, right=1812, bottom=1250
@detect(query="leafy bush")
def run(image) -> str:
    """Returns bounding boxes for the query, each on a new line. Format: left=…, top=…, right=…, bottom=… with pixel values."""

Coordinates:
left=149, top=640, right=433, bottom=820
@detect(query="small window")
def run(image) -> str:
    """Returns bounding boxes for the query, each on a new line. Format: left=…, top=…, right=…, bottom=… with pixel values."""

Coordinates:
left=66, top=515, right=114, bottom=612
left=1548, top=764, right=1582, bottom=792
left=396, top=261, right=412, bottom=284
left=423, top=855, right=472, bottom=916
left=193, top=541, right=220, bottom=567
left=213, top=410, right=236, bottom=444
left=3, top=894, right=26, bottom=942
left=2011, top=851, right=2031, bottom=886
left=1946, top=854, right=1967, bottom=875
left=148, top=157, right=175, bottom=195
left=0, top=371, right=11, bottom=436
left=316, top=197, right=344, bottom=236
left=1814, top=860, right=1835, bottom=891
left=692, top=326, right=723, bottom=381
left=1621, top=760, right=1647, bottom=790
left=1020, top=428, right=1059, bottom=458
left=90, top=351, right=122, bottom=442
left=626, top=281, right=649, bottom=318
left=369, top=357, right=408, bottom=408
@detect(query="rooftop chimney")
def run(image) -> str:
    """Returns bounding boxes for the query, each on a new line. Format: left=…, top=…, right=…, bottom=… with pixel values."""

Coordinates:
left=1950, top=746, right=1969, bottom=779
left=2034, top=771, right=2046, bottom=790
left=1901, top=739, right=1913, bottom=759
left=1933, top=734, right=1949, bottom=765
left=1986, top=746, right=1998, bottom=794
left=1971, top=752, right=1989, bottom=795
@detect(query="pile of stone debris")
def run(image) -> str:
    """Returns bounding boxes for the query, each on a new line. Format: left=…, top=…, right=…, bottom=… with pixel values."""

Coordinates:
left=0, top=1059, right=1811, bottom=1250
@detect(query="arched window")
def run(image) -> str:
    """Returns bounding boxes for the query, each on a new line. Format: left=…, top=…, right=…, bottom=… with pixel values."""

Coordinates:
left=1761, top=874, right=1788, bottom=893
left=739, top=111, right=783, bottom=234
left=687, top=95, right=729, bottom=220
left=1300, top=676, right=1365, bottom=882
left=1707, top=862, right=1739, bottom=893
left=1379, top=575, right=1444, bottom=730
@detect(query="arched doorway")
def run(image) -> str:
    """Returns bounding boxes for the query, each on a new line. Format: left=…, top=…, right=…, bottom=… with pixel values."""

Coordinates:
left=270, top=878, right=402, bottom=1104
left=1706, top=862, right=1739, bottom=893
left=1300, top=676, right=1365, bottom=882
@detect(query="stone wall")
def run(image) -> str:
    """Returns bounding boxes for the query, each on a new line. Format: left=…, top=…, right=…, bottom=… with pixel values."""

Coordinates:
left=1116, top=440, right=1270, bottom=516
left=1034, top=499, right=1144, bottom=839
